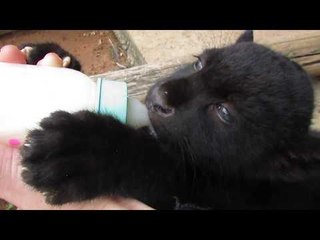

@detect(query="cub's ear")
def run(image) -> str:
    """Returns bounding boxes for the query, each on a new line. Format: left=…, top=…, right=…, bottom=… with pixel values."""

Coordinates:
left=236, top=30, right=254, bottom=43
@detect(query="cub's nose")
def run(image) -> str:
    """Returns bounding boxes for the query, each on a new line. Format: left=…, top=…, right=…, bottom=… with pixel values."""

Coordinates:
left=146, top=85, right=175, bottom=117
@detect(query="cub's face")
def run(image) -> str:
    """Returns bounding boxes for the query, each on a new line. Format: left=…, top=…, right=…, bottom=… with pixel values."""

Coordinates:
left=146, top=33, right=314, bottom=169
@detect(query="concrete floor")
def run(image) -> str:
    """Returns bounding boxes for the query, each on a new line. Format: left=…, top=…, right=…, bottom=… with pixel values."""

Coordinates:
left=127, top=30, right=244, bottom=63
left=127, top=30, right=320, bottom=63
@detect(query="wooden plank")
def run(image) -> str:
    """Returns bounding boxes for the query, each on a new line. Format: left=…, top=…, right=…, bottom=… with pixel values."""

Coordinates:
left=266, top=35, right=320, bottom=79
left=312, top=81, right=320, bottom=130
left=255, top=30, right=320, bottom=79
left=91, top=56, right=194, bottom=102
left=255, top=30, right=320, bottom=45
left=113, top=30, right=147, bottom=67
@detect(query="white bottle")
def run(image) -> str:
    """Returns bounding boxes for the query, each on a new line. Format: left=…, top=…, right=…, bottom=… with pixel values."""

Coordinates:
left=0, top=62, right=151, bottom=146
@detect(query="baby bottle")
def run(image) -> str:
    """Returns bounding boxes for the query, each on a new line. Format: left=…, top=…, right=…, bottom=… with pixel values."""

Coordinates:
left=0, top=62, right=151, bottom=147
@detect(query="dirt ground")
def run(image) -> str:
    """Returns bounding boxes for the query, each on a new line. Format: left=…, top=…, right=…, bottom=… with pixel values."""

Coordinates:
left=0, top=30, right=128, bottom=75
left=0, top=30, right=128, bottom=210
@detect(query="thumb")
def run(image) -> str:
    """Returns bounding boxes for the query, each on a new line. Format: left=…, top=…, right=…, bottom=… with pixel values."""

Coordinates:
left=0, top=144, right=45, bottom=207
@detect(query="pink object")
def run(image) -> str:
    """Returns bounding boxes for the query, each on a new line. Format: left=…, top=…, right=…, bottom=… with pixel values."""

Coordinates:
left=8, top=138, right=21, bottom=147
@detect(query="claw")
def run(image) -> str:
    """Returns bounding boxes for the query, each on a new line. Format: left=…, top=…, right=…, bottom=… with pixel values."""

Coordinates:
left=20, top=46, right=33, bottom=58
left=62, top=56, right=71, bottom=67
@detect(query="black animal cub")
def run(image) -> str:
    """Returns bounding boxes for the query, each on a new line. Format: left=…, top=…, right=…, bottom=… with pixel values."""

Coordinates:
left=20, top=31, right=320, bottom=209
left=19, top=42, right=81, bottom=71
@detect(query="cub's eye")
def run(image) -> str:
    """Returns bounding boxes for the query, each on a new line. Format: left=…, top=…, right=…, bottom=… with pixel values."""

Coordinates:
left=193, top=57, right=204, bottom=71
left=215, top=103, right=232, bottom=124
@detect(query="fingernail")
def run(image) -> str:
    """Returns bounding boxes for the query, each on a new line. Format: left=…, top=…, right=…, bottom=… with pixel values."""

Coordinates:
left=8, top=138, right=21, bottom=147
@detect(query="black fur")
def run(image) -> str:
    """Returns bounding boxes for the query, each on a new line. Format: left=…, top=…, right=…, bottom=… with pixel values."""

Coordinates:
left=19, top=42, right=81, bottom=71
left=20, top=31, right=320, bottom=209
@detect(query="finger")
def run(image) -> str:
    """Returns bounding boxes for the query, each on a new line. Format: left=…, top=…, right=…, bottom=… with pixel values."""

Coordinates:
left=37, top=53, right=63, bottom=67
left=20, top=46, right=33, bottom=58
left=0, top=45, right=27, bottom=64
left=0, top=144, right=153, bottom=210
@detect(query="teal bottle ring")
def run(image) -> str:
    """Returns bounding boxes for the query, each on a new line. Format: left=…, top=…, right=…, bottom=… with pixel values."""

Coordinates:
left=95, top=78, right=128, bottom=124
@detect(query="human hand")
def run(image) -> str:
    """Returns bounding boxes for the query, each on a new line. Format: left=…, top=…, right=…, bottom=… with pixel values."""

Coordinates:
left=0, top=45, right=153, bottom=210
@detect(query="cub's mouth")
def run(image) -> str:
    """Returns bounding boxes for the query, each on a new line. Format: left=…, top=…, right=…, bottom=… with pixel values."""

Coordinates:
left=147, top=103, right=174, bottom=117
left=145, top=101, right=158, bottom=138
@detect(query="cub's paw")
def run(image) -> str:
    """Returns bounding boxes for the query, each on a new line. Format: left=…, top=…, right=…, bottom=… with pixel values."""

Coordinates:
left=20, top=110, right=115, bottom=205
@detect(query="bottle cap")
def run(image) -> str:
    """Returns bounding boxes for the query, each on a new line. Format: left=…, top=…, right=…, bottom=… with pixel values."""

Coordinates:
left=96, top=78, right=128, bottom=123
